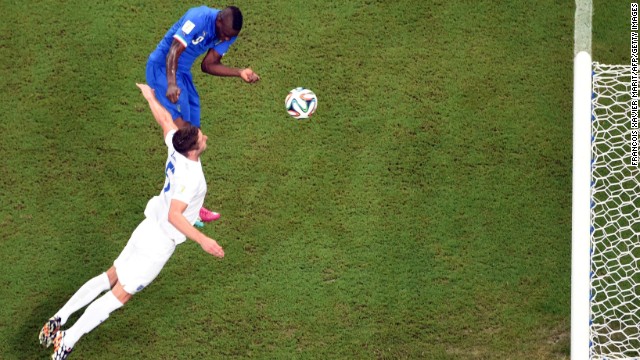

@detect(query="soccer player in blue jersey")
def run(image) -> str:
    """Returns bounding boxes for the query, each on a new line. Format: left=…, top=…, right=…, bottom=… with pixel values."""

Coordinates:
left=146, top=5, right=259, bottom=129
left=147, top=5, right=259, bottom=222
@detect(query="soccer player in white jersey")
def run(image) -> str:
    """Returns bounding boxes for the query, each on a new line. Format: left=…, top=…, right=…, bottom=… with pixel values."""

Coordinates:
left=39, top=83, right=224, bottom=360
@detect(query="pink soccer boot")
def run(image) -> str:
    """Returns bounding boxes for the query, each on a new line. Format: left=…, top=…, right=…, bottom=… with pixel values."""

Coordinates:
left=199, top=207, right=221, bottom=223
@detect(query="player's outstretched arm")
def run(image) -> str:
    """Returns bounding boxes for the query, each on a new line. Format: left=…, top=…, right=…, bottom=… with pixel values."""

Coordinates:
left=201, top=49, right=260, bottom=83
left=136, top=83, right=178, bottom=138
left=168, top=199, right=225, bottom=258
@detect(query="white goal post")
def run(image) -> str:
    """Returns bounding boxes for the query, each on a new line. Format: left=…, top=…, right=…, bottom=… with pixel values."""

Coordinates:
left=572, top=50, right=592, bottom=360
left=573, top=50, right=640, bottom=359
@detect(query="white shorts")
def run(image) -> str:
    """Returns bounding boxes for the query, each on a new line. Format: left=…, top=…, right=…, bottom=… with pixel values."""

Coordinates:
left=113, top=218, right=176, bottom=295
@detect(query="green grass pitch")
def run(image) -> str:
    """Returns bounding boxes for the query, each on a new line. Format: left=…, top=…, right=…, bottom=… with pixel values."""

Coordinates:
left=0, top=0, right=629, bottom=359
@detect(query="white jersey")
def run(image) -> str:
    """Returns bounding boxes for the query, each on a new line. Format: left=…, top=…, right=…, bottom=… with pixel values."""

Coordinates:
left=143, top=129, right=206, bottom=244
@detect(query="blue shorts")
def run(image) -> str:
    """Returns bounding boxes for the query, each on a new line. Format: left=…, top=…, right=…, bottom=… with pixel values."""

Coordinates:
left=145, top=60, right=201, bottom=128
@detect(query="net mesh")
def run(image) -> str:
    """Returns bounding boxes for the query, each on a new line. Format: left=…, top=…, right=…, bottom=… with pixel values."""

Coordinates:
left=591, top=62, right=640, bottom=359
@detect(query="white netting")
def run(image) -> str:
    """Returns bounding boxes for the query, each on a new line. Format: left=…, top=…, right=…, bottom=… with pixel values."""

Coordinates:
left=591, top=62, right=640, bottom=359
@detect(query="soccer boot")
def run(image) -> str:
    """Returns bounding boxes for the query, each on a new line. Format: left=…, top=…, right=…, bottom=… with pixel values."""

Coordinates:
left=52, top=331, right=73, bottom=360
left=199, top=207, right=220, bottom=222
left=39, top=316, right=61, bottom=348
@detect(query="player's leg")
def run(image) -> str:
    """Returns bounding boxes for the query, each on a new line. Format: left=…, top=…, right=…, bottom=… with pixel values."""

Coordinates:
left=54, top=272, right=112, bottom=325
left=183, top=73, right=201, bottom=128
left=52, top=280, right=130, bottom=359
left=47, top=221, right=141, bottom=355
left=63, top=280, right=130, bottom=347
left=40, top=228, right=139, bottom=349
left=105, top=265, right=118, bottom=287
left=53, top=219, right=175, bottom=354
left=39, top=271, right=112, bottom=347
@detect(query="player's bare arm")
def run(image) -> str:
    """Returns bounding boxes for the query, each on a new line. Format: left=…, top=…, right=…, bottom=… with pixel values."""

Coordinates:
left=201, top=48, right=260, bottom=83
left=168, top=199, right=224, bottom=258
left=136, top=83, right=178, bottom=137
left=166, top=40, right=186, bottom=103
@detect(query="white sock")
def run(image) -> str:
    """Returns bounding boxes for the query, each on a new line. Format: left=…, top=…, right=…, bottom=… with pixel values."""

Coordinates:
left=55, top=272, right=111, bottom=325
left=64, top=291, right=123, bottom=348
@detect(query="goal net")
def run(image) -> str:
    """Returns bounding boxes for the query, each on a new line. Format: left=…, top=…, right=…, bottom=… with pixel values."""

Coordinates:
left=590, top=62, right=640, bottom=359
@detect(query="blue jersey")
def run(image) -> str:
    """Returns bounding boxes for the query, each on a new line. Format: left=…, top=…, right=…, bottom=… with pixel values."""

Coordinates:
left=148, top=6, right=237, bottom=73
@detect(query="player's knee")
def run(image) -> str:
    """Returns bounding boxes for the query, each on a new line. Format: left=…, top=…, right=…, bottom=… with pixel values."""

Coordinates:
left=112, top=282, right=133, bottom=305
left=106, top=267, right=119, bottom=288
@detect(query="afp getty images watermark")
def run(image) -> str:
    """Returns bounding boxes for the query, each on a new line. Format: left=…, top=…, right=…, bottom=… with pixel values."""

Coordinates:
left=631, top=3, right=639, bottom=165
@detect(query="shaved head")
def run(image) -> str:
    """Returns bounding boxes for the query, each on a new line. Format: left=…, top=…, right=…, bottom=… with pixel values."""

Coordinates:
left=221, top=6, right=243, bottom=33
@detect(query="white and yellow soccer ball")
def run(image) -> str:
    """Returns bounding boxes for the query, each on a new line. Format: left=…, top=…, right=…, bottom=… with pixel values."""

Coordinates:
left=285, top=87, right=318, bottom=119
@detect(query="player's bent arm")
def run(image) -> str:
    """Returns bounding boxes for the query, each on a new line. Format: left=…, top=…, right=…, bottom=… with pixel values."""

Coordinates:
left=201, top=49, right=260, bottom=83
left=136, top=83, right=178, bottom=137
left=168, top=199, right=224, bottom=258
left=201, top=49, right=239, bottom=76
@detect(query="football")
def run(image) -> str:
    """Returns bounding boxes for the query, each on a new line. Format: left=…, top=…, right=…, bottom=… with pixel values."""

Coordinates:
left=285, top=87, right=318, bottom=119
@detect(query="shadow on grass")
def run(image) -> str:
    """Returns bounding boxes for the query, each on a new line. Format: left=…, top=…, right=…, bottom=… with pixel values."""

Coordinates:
left=14, top=296, right=67, bottom=359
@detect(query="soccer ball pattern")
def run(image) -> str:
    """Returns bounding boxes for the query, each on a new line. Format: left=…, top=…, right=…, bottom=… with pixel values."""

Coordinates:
left=285, top=87, right=317, bottom=119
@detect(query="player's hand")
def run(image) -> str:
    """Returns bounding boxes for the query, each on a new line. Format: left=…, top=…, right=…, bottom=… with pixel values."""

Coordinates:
left=166, top=83, right=181, bottom=103
left=201, top=238, right=225, bottom=258
left=240, top=68, right=260, bottom=83
left=136, top=83, right=155, bottom=101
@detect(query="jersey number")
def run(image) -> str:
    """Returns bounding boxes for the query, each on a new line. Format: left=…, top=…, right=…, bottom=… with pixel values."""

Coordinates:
left=164, top=161, right=175, bottom=193
left=192, top=36, right=204, bottom=45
